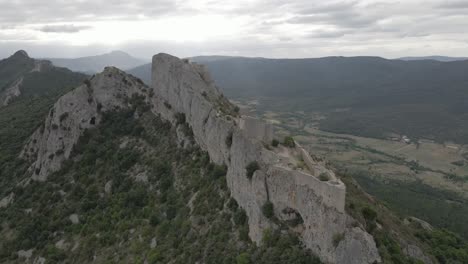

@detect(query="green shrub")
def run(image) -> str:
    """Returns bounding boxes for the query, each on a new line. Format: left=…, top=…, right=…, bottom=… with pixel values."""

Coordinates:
left=333, top=233, right=345, bottom=247
left=209, top=164, right=227, bottom=179
left=318, top=172, right=330, bottom=181
left=236, top=253, right=250, bottom=264
left=362, top=207, right=377, bottom=221
left=150, top=214, right=160, bottom=226
left=175, top=112, right=186, bottom=125
left=246, top=161, right=259, bottom=179
left=262, top=201, right=274, bottom=219
left=271, top=139, right=279, bottom=147
left=283, top=136, right=295, bottom=148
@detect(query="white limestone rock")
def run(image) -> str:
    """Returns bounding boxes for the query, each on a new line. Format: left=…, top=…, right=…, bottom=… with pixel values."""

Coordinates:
left=69, top=214, right=80, bottom=224
left=21, top=67, right=148, bottom=181
left=17, top=249, right=33, bottom=259
left=335, top=227, right=381, bottom=264
left=1, top=77, right=22, bottom=106
left=150, top=237, right=157, bottom=249
left=0, top=193, right=14, bottom=208
left=150, top=53, right=381, bottom=263
left=33, top=256, right=46, bottom=264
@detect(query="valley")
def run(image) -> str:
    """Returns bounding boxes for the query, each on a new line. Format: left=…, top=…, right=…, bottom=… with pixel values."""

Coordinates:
left=236, top=100, right=468, bottom=239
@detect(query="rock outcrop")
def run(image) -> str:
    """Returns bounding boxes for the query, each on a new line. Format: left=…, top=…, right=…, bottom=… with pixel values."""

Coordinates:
left=21, top=67, right=148, bottom=180
left=1, top=77, right=22, bottom=106
left=22, top=53, right=381, bottom=263
left=150, top=53, right=381, bottom=263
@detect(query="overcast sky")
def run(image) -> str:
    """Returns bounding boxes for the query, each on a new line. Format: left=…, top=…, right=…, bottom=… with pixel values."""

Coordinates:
left=0, top=0, right=467, bottom=59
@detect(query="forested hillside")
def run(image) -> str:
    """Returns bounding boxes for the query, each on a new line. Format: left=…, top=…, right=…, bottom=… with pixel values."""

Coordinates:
left=0, top=51, right=87, bottom=191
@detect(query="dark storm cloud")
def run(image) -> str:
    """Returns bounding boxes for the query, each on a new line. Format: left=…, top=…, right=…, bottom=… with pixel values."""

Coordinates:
left=38, top=24, right=92, bottom=33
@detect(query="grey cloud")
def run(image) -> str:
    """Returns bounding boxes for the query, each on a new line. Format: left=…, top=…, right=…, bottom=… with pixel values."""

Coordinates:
left=1, top=0, right=468, bottom=59
left=305, top=29, right=348, bottom=39
left=287, top=12, right=379, bottom=28
left=285, top=1, right=384, bottom=30
left=297, top=1, right=359, bottom=15
left=38, top=24, right=92, bottom=33
left=0, top=0, right=177, bottom=24
left=438, top=1, right=468, bottom=9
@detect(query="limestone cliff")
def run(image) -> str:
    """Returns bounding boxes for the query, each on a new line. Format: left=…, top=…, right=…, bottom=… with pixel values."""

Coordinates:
left=22, top=53, right=381, bottom=263
left=150, top=54, right=381, bottom=263
left=21, top=67, right=148, bottom=180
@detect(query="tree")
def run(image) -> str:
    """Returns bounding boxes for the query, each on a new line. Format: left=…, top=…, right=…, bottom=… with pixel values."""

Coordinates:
left=246, top=161, right=259, bottom=179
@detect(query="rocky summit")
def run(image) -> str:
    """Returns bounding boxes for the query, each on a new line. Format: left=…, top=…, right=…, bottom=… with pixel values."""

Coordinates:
left=1, top=52, right=441, bottom=264
left=19, top=53, right=381, bottom=263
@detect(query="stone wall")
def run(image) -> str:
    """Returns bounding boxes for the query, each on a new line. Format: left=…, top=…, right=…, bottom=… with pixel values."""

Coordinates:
left=239, top=116, right=274, bottom=143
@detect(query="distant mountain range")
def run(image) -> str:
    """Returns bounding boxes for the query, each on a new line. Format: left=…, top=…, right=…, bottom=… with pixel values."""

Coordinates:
left=128, top=55, right=468, bottom=143
left=47, top=50, right=147, bottom=73
left=397, top=56, right=468, bottom=62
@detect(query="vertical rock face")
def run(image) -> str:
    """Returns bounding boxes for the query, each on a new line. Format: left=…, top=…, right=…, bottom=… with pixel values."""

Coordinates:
left=150, top=53, right=381, bottom=263
left=22, top=53, right=381, bottom=263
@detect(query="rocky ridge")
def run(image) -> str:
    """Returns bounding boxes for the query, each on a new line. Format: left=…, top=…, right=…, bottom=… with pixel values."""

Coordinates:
left=0, top=51, right=58, bottom=106
left=21, top=53, right=382, bottom=263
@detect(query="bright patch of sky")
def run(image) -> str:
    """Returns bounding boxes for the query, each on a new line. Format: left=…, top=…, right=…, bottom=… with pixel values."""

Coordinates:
left=0, top=0, right=467, bottom=59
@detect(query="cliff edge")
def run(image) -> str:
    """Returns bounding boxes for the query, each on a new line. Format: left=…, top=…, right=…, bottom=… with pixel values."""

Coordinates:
left=150, top=53, right=380, bottom=263
left=21, top=53, right=381, bottom=263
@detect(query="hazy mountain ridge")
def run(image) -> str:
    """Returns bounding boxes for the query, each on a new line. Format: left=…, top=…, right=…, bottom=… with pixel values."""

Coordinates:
left=398, top=56, right=468, bottom=62
left=48, top=50, right=147, bottom=73
left=128, top=55, right=468, bottom=143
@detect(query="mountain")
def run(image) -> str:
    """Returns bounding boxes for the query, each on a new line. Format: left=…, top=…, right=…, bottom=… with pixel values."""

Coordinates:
left=48, top=50, right=147, bottom=73
left=398, top=56, right=468, bottom=62
left=128, top=56, right=468, bottom=144
left=0, top=51, right=87, bottom=194
left=127, top=62, right=152, bottom=84
left=126, top=56, right=244, bottom=86
left=5, top=52, right=466, bottom=263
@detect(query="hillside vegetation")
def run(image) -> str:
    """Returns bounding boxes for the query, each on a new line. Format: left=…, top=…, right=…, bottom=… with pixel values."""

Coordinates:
left=0, top=99, right=320, bottom=263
